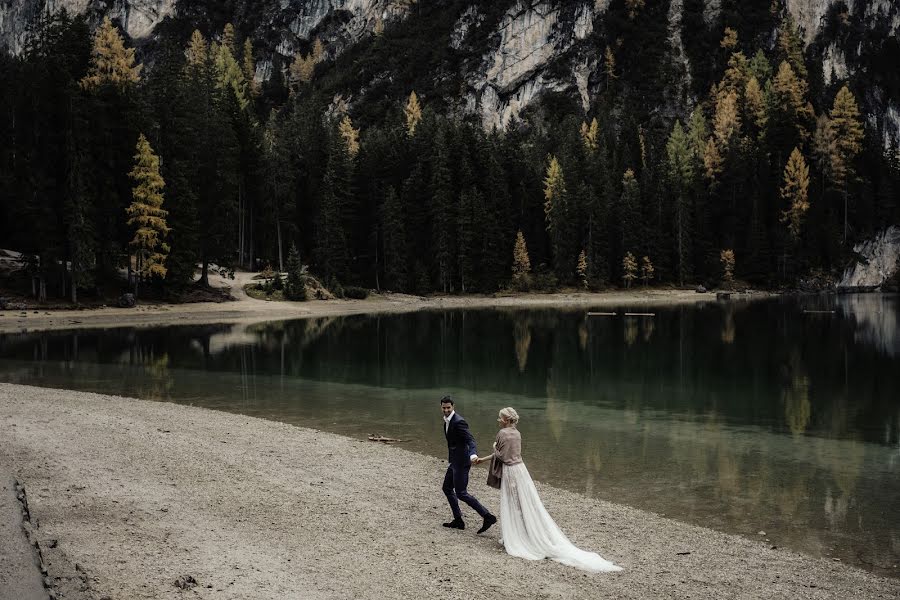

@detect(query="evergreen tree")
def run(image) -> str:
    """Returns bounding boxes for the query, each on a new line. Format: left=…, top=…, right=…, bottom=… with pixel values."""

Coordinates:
left=285, top=243, right=308, bottom=300
left=339, top=115, right=360, bottom=158
left=666, top=120, right=694, bottom=285
left=380, top=185, right=408, bottom=291
left=619, top=168, right=642, bottom=257
left=543, top=155, right=569, bottom=278
left=640, top=256, right=654, bottom=286
left=126, top=134, right=170, bottom=296
left=829, top=85, right=864, bottom=243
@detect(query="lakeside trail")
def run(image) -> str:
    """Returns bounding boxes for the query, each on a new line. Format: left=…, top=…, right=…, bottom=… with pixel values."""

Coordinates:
left=1, top=384, right=898, bottom=599
left=0, top=269, right=761, bottom=334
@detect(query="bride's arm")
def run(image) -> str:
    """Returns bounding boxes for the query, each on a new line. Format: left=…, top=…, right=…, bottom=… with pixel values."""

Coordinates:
left=473, top=440, right=501, bottom=465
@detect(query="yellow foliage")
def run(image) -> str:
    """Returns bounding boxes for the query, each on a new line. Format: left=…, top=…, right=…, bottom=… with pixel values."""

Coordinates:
left=80, top=17, right=142, bottom=91
left=780, top=147, right=810, bottom=241
left=404, top=91, right=422, bottom=136
left=339, top=115, right=360, bottom=158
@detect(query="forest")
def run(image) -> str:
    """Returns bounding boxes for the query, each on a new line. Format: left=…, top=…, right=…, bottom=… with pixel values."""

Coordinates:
left=0, top=3, right=897, bottom=303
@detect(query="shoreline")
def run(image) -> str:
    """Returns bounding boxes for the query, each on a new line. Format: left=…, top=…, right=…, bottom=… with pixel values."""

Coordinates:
left=0, top=281, right=772, bottom=334
left=1, top=383, right=897, bottom=599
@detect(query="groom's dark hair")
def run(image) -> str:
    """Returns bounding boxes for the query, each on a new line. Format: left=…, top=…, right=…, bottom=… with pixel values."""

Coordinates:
left=440, top=395, right=454, bottom=405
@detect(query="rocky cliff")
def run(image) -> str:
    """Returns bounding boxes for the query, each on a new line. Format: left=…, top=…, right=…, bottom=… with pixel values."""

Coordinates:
left=2, top=0, right=898, bottom=144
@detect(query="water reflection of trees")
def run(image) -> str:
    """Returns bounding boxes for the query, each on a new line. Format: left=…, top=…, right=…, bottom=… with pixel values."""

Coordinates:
left=1, top=298, right=898, bottom=446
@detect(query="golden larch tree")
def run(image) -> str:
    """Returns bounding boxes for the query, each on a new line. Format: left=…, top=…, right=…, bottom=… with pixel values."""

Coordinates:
left=80, top=17, right=142, bottom=91
left=780, top=147, right=810, bottom=241
left=127, top=134, right=170, bottom=295
left=339, top=115, right=360, bottom=158
left=404, top=91, right=422, bottom=136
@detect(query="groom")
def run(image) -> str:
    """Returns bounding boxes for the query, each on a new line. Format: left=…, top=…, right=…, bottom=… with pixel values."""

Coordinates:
left=440, top=395, right=496, bottom=533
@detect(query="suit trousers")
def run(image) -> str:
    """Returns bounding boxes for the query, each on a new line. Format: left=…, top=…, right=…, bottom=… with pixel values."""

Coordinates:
left=442, top=463, right=490, bottom=521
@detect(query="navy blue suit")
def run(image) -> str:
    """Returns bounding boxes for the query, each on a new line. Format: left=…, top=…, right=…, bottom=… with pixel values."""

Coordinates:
left=442, top=412, right=491, bottom=521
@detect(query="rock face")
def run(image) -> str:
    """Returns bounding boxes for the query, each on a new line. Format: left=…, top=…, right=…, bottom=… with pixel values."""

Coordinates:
left=838, top=226, right=900, bottom=290
left=1, top=0, right=899, bottom=143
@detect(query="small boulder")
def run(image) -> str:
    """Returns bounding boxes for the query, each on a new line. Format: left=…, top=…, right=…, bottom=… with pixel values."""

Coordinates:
left=695, top=285, right=707, bottom=294
left=117, top=293, right=136, bottom=308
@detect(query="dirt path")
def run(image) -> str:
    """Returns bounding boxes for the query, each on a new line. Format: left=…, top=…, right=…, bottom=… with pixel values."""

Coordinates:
left=0, top=272, right=760, bottom=334
left=1, top=383, right=896, bottom=600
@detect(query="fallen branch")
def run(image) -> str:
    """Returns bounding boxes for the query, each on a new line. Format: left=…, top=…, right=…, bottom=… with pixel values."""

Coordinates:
left=368, top=434, right=407, bottom=444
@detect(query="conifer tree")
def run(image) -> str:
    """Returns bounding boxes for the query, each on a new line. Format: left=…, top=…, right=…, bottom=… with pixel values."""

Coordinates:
left=380, top=185, right=408, bottom=291
left=285, top=243, right=308, bottom=301
left=242, top=38, right=259, bottom=98
left=576, top=249, right=588, bottom=289
left=603, top=46, right=617, bottom=91
left=580, top=118, right=599, bottom=153
left=666, top=120, right=694, bottom=285
left=714, top=90, right=741, bottom=149
left=720, top=249, right=735, bottom=284
left=262, top=111, right=295, bottom=272
left=512, top=230, right=531, bottom=289
left=339, top=115, right=360, bottom=158
left=80, top=17, right=141, bottom=91
left=543, top=155, right=569, bottom=277
left=641, top=256, right=654, bottom=286
left=127, top=134, right=170, bottom=296
left=744, top=76, right=767, bottom=137
left=720, top=27, right=738, bottom=50
left=405, top=91, right=422, bottom=136
left=777, top=15, right=807, bottom=81
left=780, top=147, right=810, bottom=242
left=830, top=85, right=864, bottom=242
left=622, top=252, right=637, bottom=288
left=620, top=168, right=642, bottom=257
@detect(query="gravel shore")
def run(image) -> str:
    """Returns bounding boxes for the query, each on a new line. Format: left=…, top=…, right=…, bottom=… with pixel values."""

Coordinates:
left=1, top=383, right=897, bottom=600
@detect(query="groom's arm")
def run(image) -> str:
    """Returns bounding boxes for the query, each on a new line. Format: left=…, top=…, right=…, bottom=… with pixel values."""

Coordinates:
left=457, top=418, right=478, bottom=462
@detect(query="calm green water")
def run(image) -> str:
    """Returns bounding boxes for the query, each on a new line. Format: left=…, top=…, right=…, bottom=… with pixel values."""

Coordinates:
left=1, top=294, right=898, bottom=576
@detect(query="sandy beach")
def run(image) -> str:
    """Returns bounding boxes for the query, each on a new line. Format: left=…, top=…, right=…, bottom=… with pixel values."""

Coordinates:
left=0, top=269, right=764, bottom=334
left=1, top=383, right=898, bottom=599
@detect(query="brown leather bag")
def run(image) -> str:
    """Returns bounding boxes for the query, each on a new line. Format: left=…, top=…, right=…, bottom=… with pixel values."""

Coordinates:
left=486, top=455, right=502, bottom=489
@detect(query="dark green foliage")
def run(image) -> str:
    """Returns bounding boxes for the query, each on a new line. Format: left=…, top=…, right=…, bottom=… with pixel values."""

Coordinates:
left=343, top=286, right=369, bottom=299
left=2, top=4, right=898, bottom=303
left=284, top=244, right=307, bottom=301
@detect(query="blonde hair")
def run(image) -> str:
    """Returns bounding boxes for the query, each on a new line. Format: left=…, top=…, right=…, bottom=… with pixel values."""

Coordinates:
left=499, top=407, right=520, bottom=425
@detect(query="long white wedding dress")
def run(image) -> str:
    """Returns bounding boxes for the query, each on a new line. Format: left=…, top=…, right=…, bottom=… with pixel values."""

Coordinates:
left=499, top=461, right=622, bottom=573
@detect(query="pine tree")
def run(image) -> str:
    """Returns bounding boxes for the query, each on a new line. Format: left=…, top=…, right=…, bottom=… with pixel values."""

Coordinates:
left=127, top=134, right=170, bottom=296
left=262, top=111, right=295, bottom=272
left=640, top=256, right=654, bottom=286
left=285, top=243, right=308, bottom=301
left=780, top=147, right=810, bottom=242
left=622, top=252, right=637, bottom=288
left=543, top=155, right=569, bottom=277
left=405, top=91, right=422, bottom=136
left=80, top=17, right=141, bottom=91
left=777, top=15, right=807, bottom=81
left=620, top=168, right=642, bottom=257
left=666, top=120, right=694, bottom=285
left=830, top=85, right=864, bottom=243
left=380, top=185, right=408, bottom=291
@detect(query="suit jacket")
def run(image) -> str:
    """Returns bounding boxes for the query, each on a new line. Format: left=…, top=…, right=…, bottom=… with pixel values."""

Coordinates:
left=445, top=413, right=477, bottom=467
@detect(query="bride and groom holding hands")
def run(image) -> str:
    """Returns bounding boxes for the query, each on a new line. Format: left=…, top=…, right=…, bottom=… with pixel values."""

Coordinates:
left=439, top=395, right=622, bottom=573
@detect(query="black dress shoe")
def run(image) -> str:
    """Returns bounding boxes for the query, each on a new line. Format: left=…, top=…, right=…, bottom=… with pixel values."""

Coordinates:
left=442, top=519, right=465, bottom=529
left=477, top=514, right=497, bottom=534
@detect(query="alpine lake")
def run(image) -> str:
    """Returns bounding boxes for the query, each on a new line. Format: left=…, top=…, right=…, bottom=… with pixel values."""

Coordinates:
left=1, top=293, right=898, bottom=577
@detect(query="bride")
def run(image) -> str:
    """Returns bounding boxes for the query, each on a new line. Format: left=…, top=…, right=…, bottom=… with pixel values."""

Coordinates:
left=472, top=407, right=622, bottom=573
